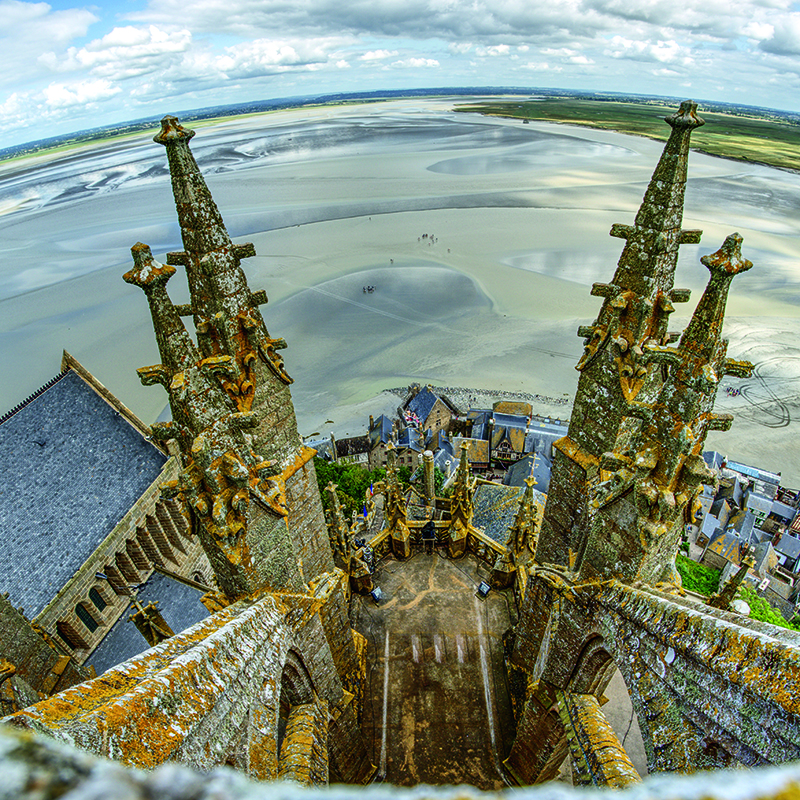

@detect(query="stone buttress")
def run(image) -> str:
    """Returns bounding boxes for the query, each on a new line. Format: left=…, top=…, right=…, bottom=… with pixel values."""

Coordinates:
left=538, top=101, right=705, bottom=572
left=113, top=116, right=372, bottom=783
left=507, top=102, right=761, bottom=786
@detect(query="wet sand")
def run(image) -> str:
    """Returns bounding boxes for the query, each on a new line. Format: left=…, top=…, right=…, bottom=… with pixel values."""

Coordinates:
left=1, top=98, right=799, bottom=482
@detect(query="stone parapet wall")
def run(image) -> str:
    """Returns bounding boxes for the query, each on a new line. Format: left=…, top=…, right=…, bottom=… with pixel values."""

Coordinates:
left=0, top=594, right=89, bottom=703
left=597, top=582, right=800, bottom=770
left=5, top=596, right=290, bottom=771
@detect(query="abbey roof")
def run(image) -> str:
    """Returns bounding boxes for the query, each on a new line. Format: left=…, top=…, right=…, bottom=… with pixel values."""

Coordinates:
left=0, top=368, right=167, bottom=617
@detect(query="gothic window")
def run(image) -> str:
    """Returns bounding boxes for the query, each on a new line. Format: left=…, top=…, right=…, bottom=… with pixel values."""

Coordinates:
left=89, top=587, right=107, bottom=611
left=56, top=620, right=88, bottom=650
left=75, top=603, right=99, bottom=632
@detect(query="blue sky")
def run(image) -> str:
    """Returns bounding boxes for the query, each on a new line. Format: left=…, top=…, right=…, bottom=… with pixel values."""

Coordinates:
left=1, top=0, right=799, bottom=149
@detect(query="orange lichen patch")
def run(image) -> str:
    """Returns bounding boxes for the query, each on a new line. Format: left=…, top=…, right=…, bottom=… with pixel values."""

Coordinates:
left=5, top=598, right=269, bottom=749
left=557, top=690, right=641, bottom=788
left=554, top=436, right=599, bottom=471
left=281, top=446, right=317, bottom=482
left=599, top=583, right=800, bottom=717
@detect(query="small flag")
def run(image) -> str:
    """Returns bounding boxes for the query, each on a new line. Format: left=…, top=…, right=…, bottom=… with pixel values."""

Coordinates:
left=363, top=505, right=368, bottom=518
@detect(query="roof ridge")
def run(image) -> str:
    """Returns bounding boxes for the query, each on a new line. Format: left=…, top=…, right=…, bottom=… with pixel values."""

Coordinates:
left=0, top=369, right=69, bottom=427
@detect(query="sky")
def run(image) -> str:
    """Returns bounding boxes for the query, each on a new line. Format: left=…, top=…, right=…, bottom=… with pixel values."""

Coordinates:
left=1, top=0, right=800, bottom=149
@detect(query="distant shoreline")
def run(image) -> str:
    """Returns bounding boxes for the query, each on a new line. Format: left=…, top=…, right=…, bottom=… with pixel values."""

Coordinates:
left=454, top=98, right=800, bottom=174
left=383, top=384, right=572, bottom=417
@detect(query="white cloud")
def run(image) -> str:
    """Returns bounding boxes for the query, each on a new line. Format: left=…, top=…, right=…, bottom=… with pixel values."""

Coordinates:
left=42, top=78, right=120, bottom=109
left=390, top=57, right=440, bottom=67
left=39, top=26, right=192, bottom=80
left=760, top=12, right=800, bottom=53
left=0, top=0, right=98, bottom=86
left=522, top=61, right=562, bottom=71
left=359, top=49, right=400, bottom=60
left=1, top=0, right=800, bottom=148
left=605, top=35, right=690, bottom=65
left=475, top=44, right=511, bottom=56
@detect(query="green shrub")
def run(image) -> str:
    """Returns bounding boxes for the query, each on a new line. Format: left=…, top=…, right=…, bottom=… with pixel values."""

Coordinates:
left=737, top=586, right=800, bottom=631
left=314, top=458, right=385, bottom=518
left=675, top=555, right=720, bottom=595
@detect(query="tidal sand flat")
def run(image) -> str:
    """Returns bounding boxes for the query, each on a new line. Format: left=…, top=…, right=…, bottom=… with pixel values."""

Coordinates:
left=1, top=98, right=799, bottom=480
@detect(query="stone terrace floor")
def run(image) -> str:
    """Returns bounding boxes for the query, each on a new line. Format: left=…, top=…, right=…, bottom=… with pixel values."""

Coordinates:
left=353, top=551, right=515, bottom=789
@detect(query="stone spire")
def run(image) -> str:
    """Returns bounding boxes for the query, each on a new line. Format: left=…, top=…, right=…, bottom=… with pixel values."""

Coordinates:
left=580, top=234, right=753, bottom=583
left=123, top=243, right=221, bottom=451
left=608, top=101, right=704, bottom=297
left=154, top=115, right=298, bottom=464
left=447, top=443, right=473, bottom=558
left=538, top=101, right=708, bottom=570
left=384, top=444, right=411, bottom=558
left=510, top=476, right=541, bottom=564
left=124, top=245, right=296, bottom=602
left=325, top=482, right=352, bottom=570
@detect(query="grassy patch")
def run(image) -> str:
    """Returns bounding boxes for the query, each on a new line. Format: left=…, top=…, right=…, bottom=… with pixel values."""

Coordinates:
left=454, top=98, right=800, bottom=173
left=675, top=554, right=720, bottom=595
left=738, top=586, right=800, bottom=631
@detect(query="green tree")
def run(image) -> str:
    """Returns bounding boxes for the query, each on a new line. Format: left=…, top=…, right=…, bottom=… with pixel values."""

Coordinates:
left=313, top=457, right=385, bottom=518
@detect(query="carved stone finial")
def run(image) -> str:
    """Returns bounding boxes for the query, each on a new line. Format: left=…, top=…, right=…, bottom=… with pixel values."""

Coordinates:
left=123, top=243, right=176, bottom=289
left=700, top=232, right=752, bottom=277
left=153, top=115, right=195, bottom=145
left=665, top=101, right=705, bottom=131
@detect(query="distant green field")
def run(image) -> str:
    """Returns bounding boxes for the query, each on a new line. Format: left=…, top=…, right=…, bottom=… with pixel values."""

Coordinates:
left=454, top=98, right=800, bottom=173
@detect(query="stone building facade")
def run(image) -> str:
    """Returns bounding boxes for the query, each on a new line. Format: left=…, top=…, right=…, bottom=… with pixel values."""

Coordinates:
left=0, top=350, right=211, bottom=700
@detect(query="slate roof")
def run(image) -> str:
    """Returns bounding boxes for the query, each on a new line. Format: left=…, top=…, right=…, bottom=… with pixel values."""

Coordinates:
left=524, top=419, right=568, bottom=460
left=335, top=435, right=370, bottom=458
left=705, top=529, right=741, bottom=563
left=504, top=453, right=553, bottom=494
left=472, top=484, right=523, bottom=544
left=734, top=509, right=756, bottom=541
left=775, top=533, right=800, bottom=560
left=406, top=387, right=439, bottom=424
left=726, top=460, right=781, bottom=486
left=452, top=436, right=489, bottom=465
left=772, top=501, right=797, bottom=524
left=747, top=493, right=773, bottom=516
left=0, top=369, right=167, bottom=617
left=467, top=410, right=491, bottom=440
left=369, top=415, right=393, bottom=448
left=700, top=514, right=721, bottom=538
left=88, top=571, right=209, bottom=675
left=492, top=401, right=532, bottom=418
left=490, top=414, right=528, bottom=454
left=752, top=540, right=778, bottom=575
left=703, top=451, right=725, bottom=471
left=397, top=426, right=425, bottom=452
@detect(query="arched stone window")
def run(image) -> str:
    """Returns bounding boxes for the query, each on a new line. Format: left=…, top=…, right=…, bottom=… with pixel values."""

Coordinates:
left=57, top=620, right=88, bottom=649
left=75, top=602, right=99, bottom=632
left=88, top=587, right=107, bottom=611
left=277, top=651, right=315, bottom=756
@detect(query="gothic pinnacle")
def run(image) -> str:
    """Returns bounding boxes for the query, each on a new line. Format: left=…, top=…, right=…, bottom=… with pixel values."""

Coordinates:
left=123, top=242, right=200, bottom=385
left=678, top=232, right=753, bottom=370
left=609, top=100, right=705, bottom=298
left=153, top=115, right=233, bottom=264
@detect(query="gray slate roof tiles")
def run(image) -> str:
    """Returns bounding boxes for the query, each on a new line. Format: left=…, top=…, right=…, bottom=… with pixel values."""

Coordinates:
left=406, top=388, right=438, bottom=423
left=88, top=571, right=209, bottom=675
left=0, top=370, right=167, bottom=617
